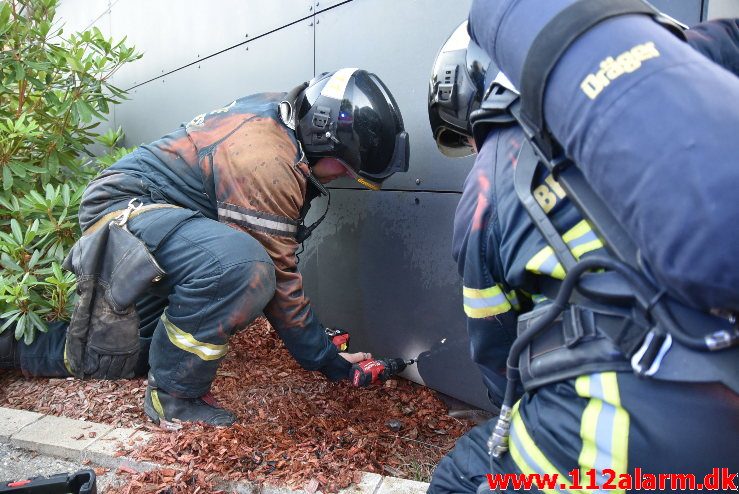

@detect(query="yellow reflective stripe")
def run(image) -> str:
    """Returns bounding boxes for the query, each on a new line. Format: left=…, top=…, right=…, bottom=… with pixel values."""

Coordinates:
left=161, top=313, right=228, bottom=361
left=509, top=401, right=587, bottom=494
left=506, top=290, right=521, bottom=311
left=463, top=285, right=502, bottom=299
left=525, top=246, right=566, bottom=280
left=564, top=220, right=604, bottom=259
left=576, top=375, right=601, bottom=478
left=463, top=284, right=512, bottom=318
left=151, top=389, right=165, bottom=417
left=551, top=263, right=566, bottom=280
left=525, top=246, right=553, bottom=273
left=464, top=304, right=511, bottom=318
left=571, top=238, right=603, bottom=259
left=63, top=344, right=74, bottom=375
left=561, top=220, right=591, bottom=243
left=525, top=220, right=602, bottom=280
left=576, top=373, right=630, bottom=493
left=603, top=373, right=629, bottom=492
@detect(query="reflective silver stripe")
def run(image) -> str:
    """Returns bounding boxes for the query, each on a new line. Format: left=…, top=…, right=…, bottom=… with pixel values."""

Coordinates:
left=217, top=202, right=298, bottom=238
left=161, top=313, right=228, bottom=361
left=464, top=294, right=508, bottom=309
left=568, top=228, right=598, bottom=249
left=576, top=373, right=629, bottom=493
left=463, top=285, right=512, bottom=318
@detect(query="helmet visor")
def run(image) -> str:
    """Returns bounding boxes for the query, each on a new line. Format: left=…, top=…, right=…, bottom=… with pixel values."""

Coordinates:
left=350, top=74, right=409, bottom=180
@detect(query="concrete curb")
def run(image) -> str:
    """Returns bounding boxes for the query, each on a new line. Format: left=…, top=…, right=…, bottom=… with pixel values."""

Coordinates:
left=0, top=407, right=430, bottom=493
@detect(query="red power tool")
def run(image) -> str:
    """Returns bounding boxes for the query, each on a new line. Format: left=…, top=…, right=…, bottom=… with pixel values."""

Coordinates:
left=351, top=357, right=416, bottom=387
left=325, top=327, right=350, bottom=351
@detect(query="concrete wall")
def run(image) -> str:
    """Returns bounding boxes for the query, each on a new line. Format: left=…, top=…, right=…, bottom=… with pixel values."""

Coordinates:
left=56, top=0, right=712, bottom=410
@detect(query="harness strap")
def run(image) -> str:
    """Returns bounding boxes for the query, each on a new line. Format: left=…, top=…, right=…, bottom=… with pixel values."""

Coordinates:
left=83, top=203, right=181, bottom=236
left=513, top=143, right=577, bottom=271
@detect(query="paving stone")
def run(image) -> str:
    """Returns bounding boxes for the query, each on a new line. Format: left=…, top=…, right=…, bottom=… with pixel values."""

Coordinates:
left=83, top=426, right=154, bottom=471
left=221, top=480, right=324, bottom=494
left=261, top=484, right=303, bottom=494
left=0, top=407, right=43, bottom=443
left=230, top=476, right=386, bottom=494
left=2, top=408, right=426, bottom=494
left=376, top=476, right=429, bottom=494
left=339, top=472, right=384, bottom=493
left=10, top=415, right=112, bottom=461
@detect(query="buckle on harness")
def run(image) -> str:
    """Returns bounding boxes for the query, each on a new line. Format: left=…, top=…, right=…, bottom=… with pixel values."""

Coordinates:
left=115, top=198, right=143, bottom=228
left=631, top=330, right=672, bottom=376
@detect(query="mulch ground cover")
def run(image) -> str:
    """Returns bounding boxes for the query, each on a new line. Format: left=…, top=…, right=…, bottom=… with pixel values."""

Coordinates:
left=0, top=317, right=474, bottom=493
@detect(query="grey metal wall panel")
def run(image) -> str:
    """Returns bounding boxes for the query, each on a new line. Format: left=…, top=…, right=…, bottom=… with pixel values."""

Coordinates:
left=649, top=0, right=703, bottom=24
left=300, top=190, right=491, bottom=410
left=315, top=0, right=349, bottom=12
left=108, top=0, right=313, bottom=90
left=707, top=0, right=739, bottom=19
left=315, top=0, right=475, bottom=193
left=55, top=0, right=110, bottom=34
left=114, top=21, right=314, bottom=147
left=55, top=1, right=115, bottom=156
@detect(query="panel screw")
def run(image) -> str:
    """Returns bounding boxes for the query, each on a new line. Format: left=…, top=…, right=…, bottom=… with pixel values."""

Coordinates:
left=309, top=5, right=313, bottom=10
left=415, top=178, right=421, bottom=185
left=316, top=19, right=320, bottom=24
left=308, top=21, right=314, bottom=26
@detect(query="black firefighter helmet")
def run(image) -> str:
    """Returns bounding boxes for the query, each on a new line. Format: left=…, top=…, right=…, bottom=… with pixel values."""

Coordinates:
left=428, top=21, right=517, bottom=157
left=290, top=69, right=409, bottom=190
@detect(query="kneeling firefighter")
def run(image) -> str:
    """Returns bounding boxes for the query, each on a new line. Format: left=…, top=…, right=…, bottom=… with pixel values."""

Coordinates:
left=0, top=68, right=410, bottom=427
left=427, top=11, right=738, bottom=493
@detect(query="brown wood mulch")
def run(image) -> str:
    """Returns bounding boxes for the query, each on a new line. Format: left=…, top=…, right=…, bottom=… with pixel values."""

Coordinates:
left=0, top=317, right=473, bottom=493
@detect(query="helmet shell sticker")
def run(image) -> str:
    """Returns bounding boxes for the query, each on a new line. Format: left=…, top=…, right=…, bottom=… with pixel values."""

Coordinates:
left=320, top=68, right=359, bottom=100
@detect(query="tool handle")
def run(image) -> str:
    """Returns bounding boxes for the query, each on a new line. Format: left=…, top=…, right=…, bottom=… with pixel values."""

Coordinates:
left=351, top=359, right=386, bottom=386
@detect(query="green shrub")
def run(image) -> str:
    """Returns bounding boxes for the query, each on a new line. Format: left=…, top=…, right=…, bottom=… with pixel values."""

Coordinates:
left=0, top=0, right=141, bottom=343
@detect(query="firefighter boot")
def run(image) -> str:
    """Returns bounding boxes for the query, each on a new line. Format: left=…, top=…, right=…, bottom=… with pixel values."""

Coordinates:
left=0, top=329, right=20, bottom=369
left=143, top=373, right=236, bottom=428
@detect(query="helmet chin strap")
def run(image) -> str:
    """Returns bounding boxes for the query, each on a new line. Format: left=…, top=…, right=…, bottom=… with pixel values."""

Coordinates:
left=294, top=159, right=331, bottom=257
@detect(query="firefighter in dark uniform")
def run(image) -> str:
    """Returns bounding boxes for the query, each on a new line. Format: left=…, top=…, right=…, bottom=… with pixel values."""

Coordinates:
left=427, top=12, right=739, bottom=493
left=0, top=69, right=410, bottom=427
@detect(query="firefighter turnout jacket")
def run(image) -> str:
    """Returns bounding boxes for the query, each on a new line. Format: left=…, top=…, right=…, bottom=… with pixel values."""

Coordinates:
left=80, top=93, right=350, bottom=380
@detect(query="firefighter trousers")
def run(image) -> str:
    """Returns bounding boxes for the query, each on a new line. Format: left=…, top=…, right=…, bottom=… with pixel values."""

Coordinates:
left=428, top=371, right=739, bottom=493
left=18, top=207, right=276, bottom=398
